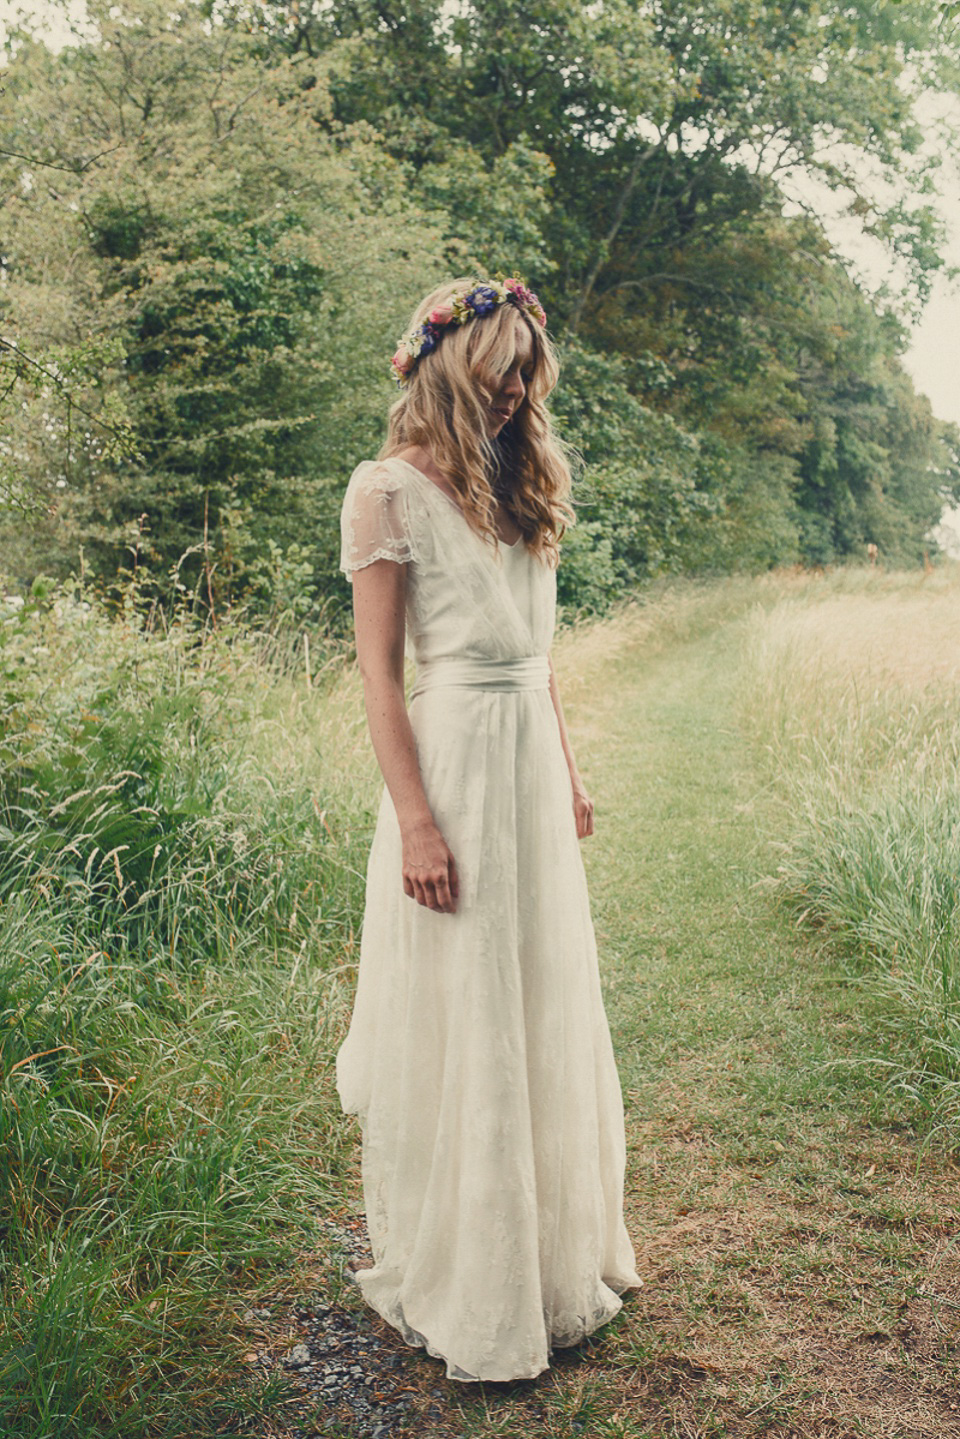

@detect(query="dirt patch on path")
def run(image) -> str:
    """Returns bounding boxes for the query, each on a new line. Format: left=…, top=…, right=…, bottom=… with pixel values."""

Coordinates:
left=613, top=1116, right=960, bottom=1439
left=232, top=1152, right=960, bottom=1439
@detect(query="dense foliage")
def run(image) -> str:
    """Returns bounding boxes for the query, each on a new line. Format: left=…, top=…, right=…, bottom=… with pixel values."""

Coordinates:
left=2, top=0, right=959, bottom=616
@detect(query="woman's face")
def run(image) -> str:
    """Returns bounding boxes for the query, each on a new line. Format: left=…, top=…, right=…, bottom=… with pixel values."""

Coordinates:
left=483, top=322, right=535, bottom=437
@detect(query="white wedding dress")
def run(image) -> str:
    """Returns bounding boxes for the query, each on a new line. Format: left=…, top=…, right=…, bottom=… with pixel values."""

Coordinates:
left=337, top=457, right=640, bottom=1382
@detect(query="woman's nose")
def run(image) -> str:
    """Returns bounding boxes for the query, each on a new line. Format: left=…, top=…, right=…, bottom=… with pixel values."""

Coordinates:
left=502, top=370, right=525, bottom=399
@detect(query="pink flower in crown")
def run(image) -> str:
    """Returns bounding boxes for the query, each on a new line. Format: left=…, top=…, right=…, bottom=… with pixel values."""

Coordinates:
left=391, top=345, right=414, bottom=375
left=504, top=277, right=531, bottom=303
left=505, top=277, right=547, bottom=326
left=428, top=301, right=455, bottom=326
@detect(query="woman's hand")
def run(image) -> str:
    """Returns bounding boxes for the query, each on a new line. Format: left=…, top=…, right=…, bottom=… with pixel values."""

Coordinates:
left=546, top=656, right=594, bottom=841
left=572, top=778, right=595, bottom=840
left=401, top=818, right=460, bottom=913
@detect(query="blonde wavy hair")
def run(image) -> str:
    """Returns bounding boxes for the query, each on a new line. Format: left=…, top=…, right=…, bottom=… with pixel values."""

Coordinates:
left=379, top=277, right=574, bottom=561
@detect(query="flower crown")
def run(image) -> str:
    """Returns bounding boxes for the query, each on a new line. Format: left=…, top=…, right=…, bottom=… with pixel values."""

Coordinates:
left=391, top=276, right=547, bottom=388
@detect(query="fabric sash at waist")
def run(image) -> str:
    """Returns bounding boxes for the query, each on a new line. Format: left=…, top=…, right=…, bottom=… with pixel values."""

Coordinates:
left=411, top=655, right=550, bottom=696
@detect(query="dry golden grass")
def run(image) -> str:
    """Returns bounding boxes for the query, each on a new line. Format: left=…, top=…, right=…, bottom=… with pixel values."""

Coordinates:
left=750, top=588, right=960, bottom=692
left=740, top=566, right=960, bottom=717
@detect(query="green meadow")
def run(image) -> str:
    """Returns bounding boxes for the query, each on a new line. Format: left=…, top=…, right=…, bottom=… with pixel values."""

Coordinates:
left=3, top=566, right=959, bottom=1438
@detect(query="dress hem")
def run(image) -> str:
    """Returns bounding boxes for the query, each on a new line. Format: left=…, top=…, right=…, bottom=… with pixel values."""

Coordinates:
left=350, top=1268, right=642, bottom=1383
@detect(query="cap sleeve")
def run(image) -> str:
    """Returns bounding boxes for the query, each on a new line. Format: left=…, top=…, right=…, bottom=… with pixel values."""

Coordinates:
left=339, top=461, right=421, bottom=582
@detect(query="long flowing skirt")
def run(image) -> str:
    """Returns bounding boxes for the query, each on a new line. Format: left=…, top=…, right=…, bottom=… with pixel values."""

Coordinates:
left=336, top=682, right=640, bottom=1382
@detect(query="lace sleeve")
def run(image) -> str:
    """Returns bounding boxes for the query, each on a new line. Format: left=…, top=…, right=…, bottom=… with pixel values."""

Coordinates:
left=340, top=461, right=421, bottom=582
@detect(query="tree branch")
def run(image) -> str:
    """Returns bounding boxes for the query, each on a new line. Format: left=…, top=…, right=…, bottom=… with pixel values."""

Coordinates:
left=0, top=338, right=139, bottom=454
left=566, top=139, right=663, bottom=337
left=0, top=143, right=122, bottom=174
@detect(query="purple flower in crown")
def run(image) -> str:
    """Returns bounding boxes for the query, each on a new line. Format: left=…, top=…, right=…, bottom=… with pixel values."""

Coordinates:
left=466, top=284, right=500, bottom=317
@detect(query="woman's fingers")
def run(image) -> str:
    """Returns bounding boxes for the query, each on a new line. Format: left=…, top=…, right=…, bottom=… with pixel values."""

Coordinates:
left=421, top=856, right=459, bottom=911
left=574, top=792, right=594, bottom=839
left=401, top=820, right=458, bottom=911
left=403, top=858, right=458, bottom=912
left=428, top=861, right=457, bottom=913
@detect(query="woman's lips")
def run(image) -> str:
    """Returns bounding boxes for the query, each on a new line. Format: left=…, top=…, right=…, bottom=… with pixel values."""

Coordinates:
left=492, top=406, right=512, bottom=422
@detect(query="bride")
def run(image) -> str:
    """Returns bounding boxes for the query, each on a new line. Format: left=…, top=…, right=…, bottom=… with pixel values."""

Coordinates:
left=337, top=275, right=640, bottom=1382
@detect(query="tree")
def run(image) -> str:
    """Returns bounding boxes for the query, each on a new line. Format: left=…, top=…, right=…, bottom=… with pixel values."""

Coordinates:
left=0, top=0, right=448, bottom=607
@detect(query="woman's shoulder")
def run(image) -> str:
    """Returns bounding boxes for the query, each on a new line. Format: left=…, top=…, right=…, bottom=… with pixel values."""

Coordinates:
left=345, top=455, right=415, bottom=498
left=339, top=458, right=429, bottom=576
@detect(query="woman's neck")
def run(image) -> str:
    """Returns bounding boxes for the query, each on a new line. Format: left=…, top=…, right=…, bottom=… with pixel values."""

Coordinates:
left=393, top=443, right=521, bottom=545
left=393, top=443, right=451, bottom=493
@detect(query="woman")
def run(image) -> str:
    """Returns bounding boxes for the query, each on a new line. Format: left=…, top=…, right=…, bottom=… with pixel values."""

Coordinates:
left=337, top=276, right=640, bottom=1383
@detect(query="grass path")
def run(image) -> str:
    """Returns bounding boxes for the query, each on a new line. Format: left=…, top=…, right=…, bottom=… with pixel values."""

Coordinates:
left=271, top=595, right=960, bottom=1439
left=560, top=606, right=960, bottom=1439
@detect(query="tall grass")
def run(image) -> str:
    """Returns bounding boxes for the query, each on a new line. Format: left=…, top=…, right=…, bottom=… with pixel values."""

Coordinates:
left=0, top=575, right=377, bottom=1437
left=737, top=564, right=960, bottom=1137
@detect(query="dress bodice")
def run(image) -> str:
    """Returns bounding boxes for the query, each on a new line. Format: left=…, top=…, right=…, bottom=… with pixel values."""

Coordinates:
left=497, top=536, right=541, bottom=643
left=340, top=458, right=557, bottom=665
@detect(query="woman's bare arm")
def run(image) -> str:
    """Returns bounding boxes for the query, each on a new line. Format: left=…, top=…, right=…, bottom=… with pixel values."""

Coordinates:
left=547, top=653, right=595, bottom=839
left=351, top=558, right=459, bottom=912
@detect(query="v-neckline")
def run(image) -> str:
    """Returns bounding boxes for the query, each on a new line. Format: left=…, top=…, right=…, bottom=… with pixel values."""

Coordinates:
left=382, top=457, right=538, bottom=652
left=392, top=457, right=523, bottom=550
